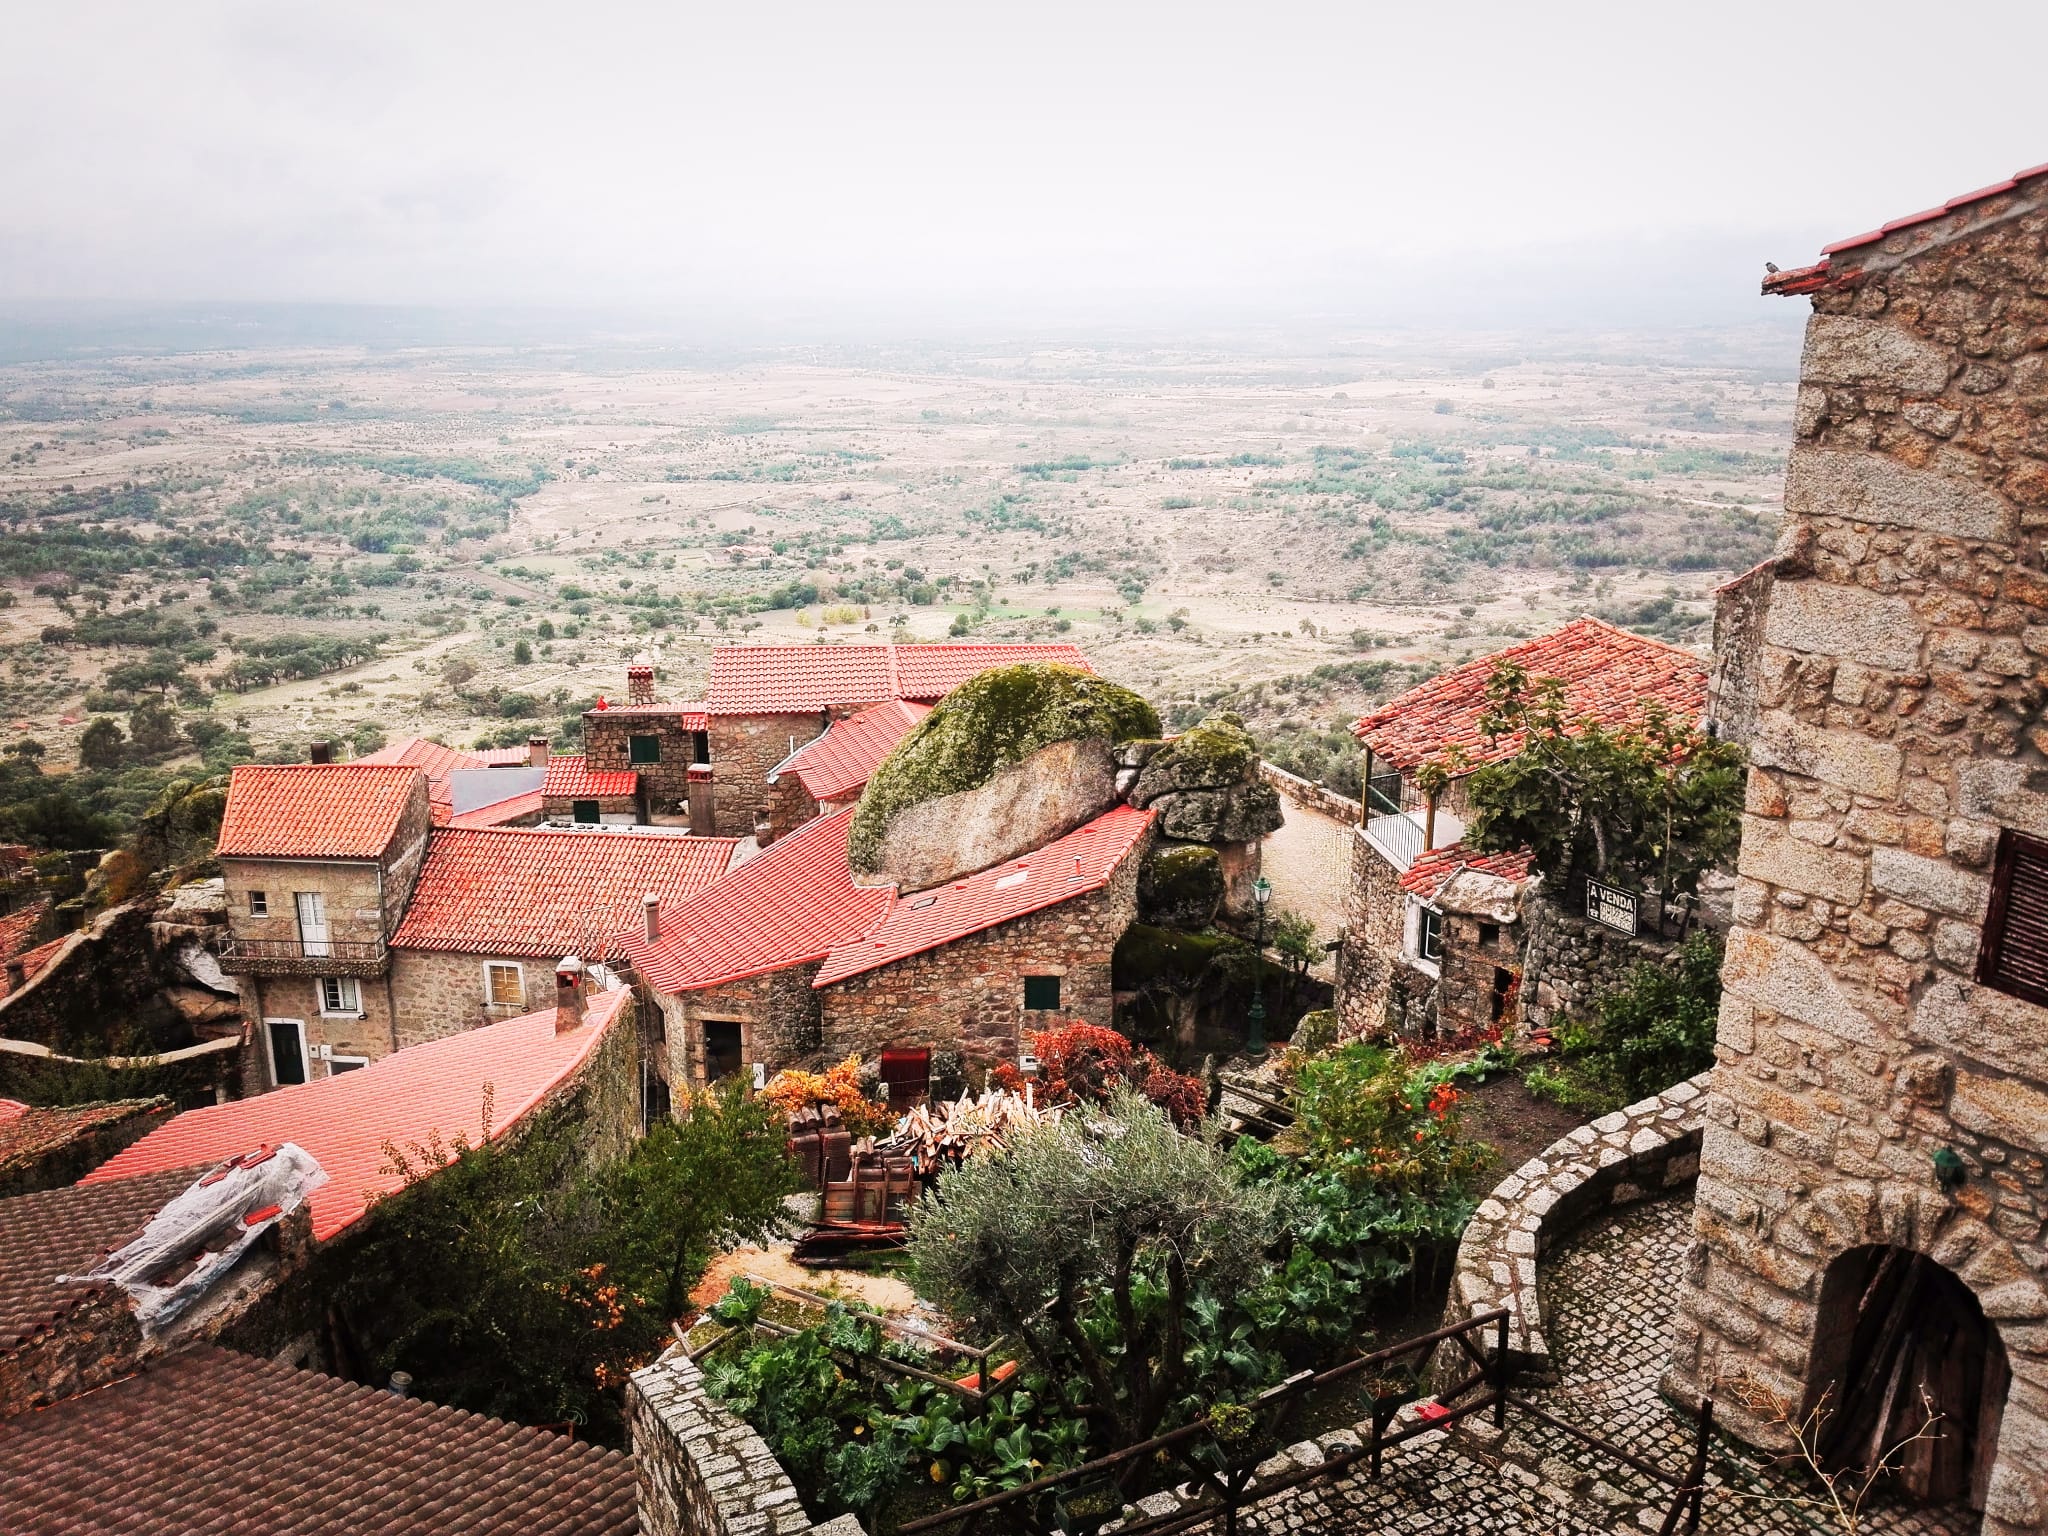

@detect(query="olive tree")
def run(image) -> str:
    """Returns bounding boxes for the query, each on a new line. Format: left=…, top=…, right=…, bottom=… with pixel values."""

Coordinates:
left=908, top=1092, right=1287, bottom=1448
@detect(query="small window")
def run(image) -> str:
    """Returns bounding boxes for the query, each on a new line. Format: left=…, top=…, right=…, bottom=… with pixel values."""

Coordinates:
left=484, top=962, right=525, bottom=1008
left=1023, top=974, right=1061, bottom=1011
left=1978, top=828, right=2048, bottom=1005
left=1478, top=922, right=1499, bottom=948
left=572, top=798, right=602, bottom=824
left=692, top=730, right=710, bottom=765
left=318, top=976, right=361, bottom=1015
left=703, top=1020, right=744, bottom=1082
left=248, top=890, right=268, bottom=916
left=328, top=1054, right=369, bottom=1074
left=629, top=734, right=661, bottom=764
left=1419, top=907, right=1445, bottom=964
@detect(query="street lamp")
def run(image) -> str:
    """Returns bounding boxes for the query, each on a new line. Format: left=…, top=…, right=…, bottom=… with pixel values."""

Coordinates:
left=1246, top=876, right=1272, bottom=1056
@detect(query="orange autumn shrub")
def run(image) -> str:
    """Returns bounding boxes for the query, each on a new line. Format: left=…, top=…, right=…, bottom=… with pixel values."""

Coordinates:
left=761, top=1055, right=897, bottom=1139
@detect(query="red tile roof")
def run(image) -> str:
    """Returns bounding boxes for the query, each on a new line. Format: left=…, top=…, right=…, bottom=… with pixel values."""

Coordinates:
left=391, top=827, right=736, bottom=957
left=1351, top=618, right=1707, bottom=774
left=0, top=1165, right=204, bottom=1353
left=1764, top=160, right=2048, bottom=296
left=356, top=736, right=485, bottom=822
left=85, top=990, right=630, bottom=1242
left=448, top=788, right=546, bottom=829
left=704, top=644, right=1091, bottom=715
left=777, top=699, right=931, bottom=803
left=1397, top=842, right=1534, bottom=899
left=620, top=810, right=893, bottom=993
left=814, top=803, right=1154, bottom=987
left=0, top=1345, right=636, bottom=1536
left=476, top=745, right=538, bottom=766
left=0, top=902, right=48, bottom=964
left=215, top=764, right=425, bottom=860
left=542, top=755, right=640, bottom=800
left=1, top=934, right=70, bottom=1000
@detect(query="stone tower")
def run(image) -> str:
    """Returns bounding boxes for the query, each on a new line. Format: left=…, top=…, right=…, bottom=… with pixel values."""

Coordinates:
left=1665, top=164, right=2048, bottom=1535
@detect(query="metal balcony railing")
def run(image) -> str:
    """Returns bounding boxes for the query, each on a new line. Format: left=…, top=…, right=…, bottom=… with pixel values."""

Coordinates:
left=1363, top=810, right=1426, bottom=871
left=218, top=935, right=389, bottom=977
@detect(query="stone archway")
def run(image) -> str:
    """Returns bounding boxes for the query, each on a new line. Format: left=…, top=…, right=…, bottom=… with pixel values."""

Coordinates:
left=1805, top=1244, right=2011, bottom=1510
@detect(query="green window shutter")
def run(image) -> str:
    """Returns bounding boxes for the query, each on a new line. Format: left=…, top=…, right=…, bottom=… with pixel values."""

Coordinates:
left=629, top=735, right=661, bottom=764
left=1023, top=975, right=1061, bottom=1011
left=572, top=799, right=601, bottom=824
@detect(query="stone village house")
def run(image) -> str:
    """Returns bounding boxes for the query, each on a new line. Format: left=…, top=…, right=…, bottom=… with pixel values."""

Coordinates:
left=1334, top=617, right=1710, bottom=1042
left=1656, top=161, right=2048, bottom=1532
left=213, top=646, right=1104, bottom=1093
left=620, top=802, right=1153, bottom=1096
left=579, top=645, right=1088, bottom=838
left=215, top=763, right=738, bottom=1085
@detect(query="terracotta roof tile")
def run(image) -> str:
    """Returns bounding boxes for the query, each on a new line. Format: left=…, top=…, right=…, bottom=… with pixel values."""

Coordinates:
left=356, top=736, right=485, bottom=822
left=1765, top=160, right=2048, bottom=295
left=0, top=1164, right=204, bottom=1353
left=0, top=1345, right=637, bottom=1536
left=814, top=803, right=1154, bottom=987
left=84, top=990, right=630, bottom=1242
left=215, top=764, right=426, bottom=860
left=542, top=755, right=640, bottom=800
left=1352, top=618, right=1707, bottom=774
left=704, top=644, right=1091, bottom=715
left=475, top=745, right=537, bottom=766
left=391, top=828, right=736, bottom=957
left=620, top=810, right=892, bottom=992
left=448, top=788, right=546, bottom=829
left=776, top=700, right=931, bottom=803
left=1, top=934, right=69, bottom=999
left=1397, top=842, right=1534, bottom=899
left=0, top=902, right=48, bottom=964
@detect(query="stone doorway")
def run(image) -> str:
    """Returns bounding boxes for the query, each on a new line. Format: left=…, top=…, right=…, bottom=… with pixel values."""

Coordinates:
left=1806, top=1245, right=2011, bottom=1511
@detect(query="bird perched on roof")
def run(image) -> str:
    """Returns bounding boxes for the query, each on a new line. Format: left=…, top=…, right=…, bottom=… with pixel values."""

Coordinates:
left=1764, top=262, right=1780, bottom=274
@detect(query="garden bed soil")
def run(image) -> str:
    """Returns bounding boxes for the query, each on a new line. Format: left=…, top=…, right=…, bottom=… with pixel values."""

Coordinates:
left=691, top=1241, right=920, bottom=1316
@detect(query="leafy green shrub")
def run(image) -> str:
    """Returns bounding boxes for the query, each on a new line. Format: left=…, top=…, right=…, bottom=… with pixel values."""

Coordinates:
left=1524, top=931, right=1722, bottom=1110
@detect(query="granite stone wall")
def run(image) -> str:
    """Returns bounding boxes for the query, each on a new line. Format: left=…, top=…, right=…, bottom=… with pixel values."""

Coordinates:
left=1666, top=179, right=2048, bottom=1536
left=1517, top=898, right=1686, bottom=1036
left=657, top=963, right=826, bottom=1089
left=628, top=1347, right=867, bottom=1536
left=818, top=842, right=1143, bottom=1073
left=1334, top=831, right=1405, bottom=1039
left=709, top=713, right=828, bottom=837
left=1440, top=1073, right=1707, bottom=1382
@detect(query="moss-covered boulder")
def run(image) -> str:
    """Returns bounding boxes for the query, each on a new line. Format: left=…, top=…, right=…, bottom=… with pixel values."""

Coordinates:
left=849, top=663, right=1160, bottom=885
left=1137, top=843, right=1225, bottom=927
left=1128, top=714, right=1257, bottom=807
left=1152, top=782, right=1283, bottom=844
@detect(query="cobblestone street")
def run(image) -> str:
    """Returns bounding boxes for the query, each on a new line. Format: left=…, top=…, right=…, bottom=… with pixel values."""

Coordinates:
left=1187, top=1192, right=1978, bottom=1536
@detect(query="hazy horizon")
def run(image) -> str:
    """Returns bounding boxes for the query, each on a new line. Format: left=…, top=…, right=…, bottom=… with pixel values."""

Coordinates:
left=4, top=0, right=2044, bottom=339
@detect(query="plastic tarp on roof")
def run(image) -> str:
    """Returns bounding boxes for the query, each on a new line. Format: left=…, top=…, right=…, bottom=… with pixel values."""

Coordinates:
left=60, top=1143, right=327, bottom=1338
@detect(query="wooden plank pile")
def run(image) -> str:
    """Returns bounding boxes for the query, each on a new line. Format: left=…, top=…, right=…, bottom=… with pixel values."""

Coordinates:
left=866, top=1085, right=1062, bottom=1173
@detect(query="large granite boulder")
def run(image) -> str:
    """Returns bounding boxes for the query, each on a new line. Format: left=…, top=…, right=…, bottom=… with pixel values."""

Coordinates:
left=1151, top=782, right=1283, bottom=844
left=1127, top=715, right=1259, bottom=806
left=1137, top=843, right=1225, bottom=927
left=850, top=663, right=1159, bottom=887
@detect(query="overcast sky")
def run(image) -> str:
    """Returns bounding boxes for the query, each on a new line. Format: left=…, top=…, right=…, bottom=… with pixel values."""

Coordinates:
left=3, top=1, right=2043, bottom=328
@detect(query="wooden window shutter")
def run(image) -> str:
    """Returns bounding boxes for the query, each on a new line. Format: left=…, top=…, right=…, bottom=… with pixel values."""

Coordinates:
left=1977, top=828, right=2048, bottom=1006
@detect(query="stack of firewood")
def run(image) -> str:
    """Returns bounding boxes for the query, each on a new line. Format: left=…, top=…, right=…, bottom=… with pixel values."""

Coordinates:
left=861, top=1086, right=1061, bottom=1172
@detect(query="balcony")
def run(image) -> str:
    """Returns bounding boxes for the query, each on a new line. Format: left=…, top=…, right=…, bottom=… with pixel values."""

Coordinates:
left=1360, top=807, right=1466, bottom=874
left=218, top=935, right=389, bottom=978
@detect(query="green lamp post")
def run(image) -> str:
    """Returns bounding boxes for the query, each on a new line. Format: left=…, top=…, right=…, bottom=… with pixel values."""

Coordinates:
left=1246, top=876, right=1272, bottom=1055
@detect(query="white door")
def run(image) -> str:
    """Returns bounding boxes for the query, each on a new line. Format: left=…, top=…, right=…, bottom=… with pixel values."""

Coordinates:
left=265, top=1017, right=309, bottom=1087
left=295, top=891, right=331, bottom=957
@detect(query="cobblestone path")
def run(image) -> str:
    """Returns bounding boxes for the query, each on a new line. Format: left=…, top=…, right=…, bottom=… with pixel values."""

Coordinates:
left=1182, top=1192, right=1975, bottom=1536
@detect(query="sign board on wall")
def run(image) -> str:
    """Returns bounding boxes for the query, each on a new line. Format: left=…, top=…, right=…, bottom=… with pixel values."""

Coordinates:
left=1585, top=877, right=1639, bottom=937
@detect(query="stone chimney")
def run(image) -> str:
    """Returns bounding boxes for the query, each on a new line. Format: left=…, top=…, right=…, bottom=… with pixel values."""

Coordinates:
left=4, top=957, right=25, bottom=994
left=527, top=736, right=551, bottom=768
left=307, top=741, right=334, bottom=764
left=641, top=893, right=660, bottom=944
left=627, top=665, right=656, bottom=706
left=687, top=764, right=716, bottom=837
left=554, top=955, right=586, bottom=1034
